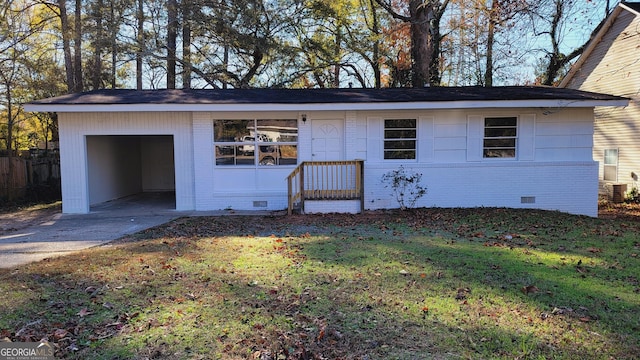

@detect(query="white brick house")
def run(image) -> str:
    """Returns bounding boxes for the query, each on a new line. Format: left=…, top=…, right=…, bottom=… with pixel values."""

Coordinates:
left=25, top=87, right=627, bottom=217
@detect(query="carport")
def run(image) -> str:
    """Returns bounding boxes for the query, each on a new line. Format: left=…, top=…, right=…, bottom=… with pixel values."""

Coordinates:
left=86, top=135, right=176, bottom=210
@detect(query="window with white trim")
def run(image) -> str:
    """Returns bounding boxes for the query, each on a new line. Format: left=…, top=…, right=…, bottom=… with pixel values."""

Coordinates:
left=603, top=149, right=618, bottom=181
left=384, top=118, right=416, bottom=160
left=483, top=117, right=517, bottom=158
left=214, top=119, right=298, bottom=166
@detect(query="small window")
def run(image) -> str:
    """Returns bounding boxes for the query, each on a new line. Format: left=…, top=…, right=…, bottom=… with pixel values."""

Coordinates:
left=484, top=117, right=517, bottom=158
left=214, top=119, right=298, bottom=166
left=384, top=119, right=416, bottom=160
left=603, top=149, right=618, bottom=181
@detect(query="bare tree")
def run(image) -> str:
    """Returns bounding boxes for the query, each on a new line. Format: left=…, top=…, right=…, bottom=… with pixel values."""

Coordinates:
left=531, top=0, right=607, bottom=85
left=484, top=0, right=531, bottom=87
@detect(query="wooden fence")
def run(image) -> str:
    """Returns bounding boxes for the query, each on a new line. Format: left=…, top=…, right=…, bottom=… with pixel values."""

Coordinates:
left=0, top=155, right=60, bottom=200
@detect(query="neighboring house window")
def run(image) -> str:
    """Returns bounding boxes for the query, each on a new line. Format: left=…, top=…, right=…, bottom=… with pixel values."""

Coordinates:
left=214, top=119, right=298, bottom=166
left=603, top=149, right=618, bottom=181
left=483, top=117, right=517, bottom=158
left=384, top=119, right=416, bottom=160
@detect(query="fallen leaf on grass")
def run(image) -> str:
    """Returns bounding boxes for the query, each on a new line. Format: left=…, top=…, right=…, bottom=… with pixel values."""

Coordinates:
left=52, top=328, right=68, bottom=339
left=77, top=308, right=92, bottom=317
left=118, top=311, right=139, bottom=322
left=455, top=288, right=471, bottom=300
left=587, top=247, right=602, bottom=253
left=521, top=285, right=539, bottom=295
left=576, top=266, right=588, bottom=274
left=421, top=306, right=429, bottom=319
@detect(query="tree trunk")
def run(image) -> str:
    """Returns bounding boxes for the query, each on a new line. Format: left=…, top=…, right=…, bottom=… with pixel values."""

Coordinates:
left=369, top=0, right=381, bottom=88
left=222, top=44, right=229, bottom=89
left=5, top=88, right=14, bottom=201
left=92, top=0, right=103, bottom=89
left=182, top=0, right=192, bottom=89
left=58, top=0, right=75, bottom=92
left=73, top=0, right=83, bottom=92
left=136, top=0, right=144, bottom=90
left=110, top=1, right=117, bottom=88
left=334, top=29, right=341, bottom=88
left=167, top=0, right=177, bottom=89
left=484, top=0, right=499, bottom=87
left=409, top=0, right=434, bottom=87
left=543, top=0, right=564, bottom=85
left=430, top=10, right=442, bottom=86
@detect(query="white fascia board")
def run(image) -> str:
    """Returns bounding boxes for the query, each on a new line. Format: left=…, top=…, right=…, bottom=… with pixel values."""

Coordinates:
left=620, top=3, right=640, bottom=16
left=24, top=99, right=628, bottom=113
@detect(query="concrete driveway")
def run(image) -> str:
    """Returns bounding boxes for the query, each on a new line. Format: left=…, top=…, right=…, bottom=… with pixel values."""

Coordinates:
left=0, top=197, right=183, bottom=269
left=0, top=194, right=279, bottom=269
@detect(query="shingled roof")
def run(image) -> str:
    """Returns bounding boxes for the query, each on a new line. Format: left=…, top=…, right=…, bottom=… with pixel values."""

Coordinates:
left=25, top=86, right=628, bottom=112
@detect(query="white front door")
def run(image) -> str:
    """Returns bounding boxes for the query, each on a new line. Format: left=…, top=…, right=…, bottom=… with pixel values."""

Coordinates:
left=311, top=120, right=344, bottom=161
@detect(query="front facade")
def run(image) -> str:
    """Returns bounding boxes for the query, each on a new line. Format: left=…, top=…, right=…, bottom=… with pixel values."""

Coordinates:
left=26, top=87, right=627, bottom=217
left=561, top=2, right=640, bottom=199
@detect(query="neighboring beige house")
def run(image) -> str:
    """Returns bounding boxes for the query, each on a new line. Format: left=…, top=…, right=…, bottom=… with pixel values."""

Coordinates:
left=560, top=1, right=640, bottom=201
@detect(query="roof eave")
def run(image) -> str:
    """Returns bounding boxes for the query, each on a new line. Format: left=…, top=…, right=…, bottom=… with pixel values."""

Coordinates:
left=621, top=2, right=640, bottom=16
left=24, top=99, right=628, bottom=113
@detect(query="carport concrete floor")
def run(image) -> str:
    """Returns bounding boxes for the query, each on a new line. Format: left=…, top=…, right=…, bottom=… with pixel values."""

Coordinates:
left=0, top=193, right=280, bottom=269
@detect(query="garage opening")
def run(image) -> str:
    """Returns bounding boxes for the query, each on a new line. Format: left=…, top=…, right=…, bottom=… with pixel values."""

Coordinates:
left=86, top=135, right=175, bottom=210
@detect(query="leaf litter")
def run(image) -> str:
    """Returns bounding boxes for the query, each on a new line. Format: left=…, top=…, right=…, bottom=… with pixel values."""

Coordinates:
left=0, top=205, right=639, bottom=359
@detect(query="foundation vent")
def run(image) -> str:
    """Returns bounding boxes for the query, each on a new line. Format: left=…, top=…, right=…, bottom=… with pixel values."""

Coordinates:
left=253, top=201, right=268, bottom=208
left=520, top=196, right=536, bottom=204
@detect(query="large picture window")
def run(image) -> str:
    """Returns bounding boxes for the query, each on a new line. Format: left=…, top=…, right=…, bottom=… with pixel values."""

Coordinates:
left=214, top=119, right=298, bottom=166
left=384, top=119, right=416, bottom=160
left=484, top=117, right=517, bottom=158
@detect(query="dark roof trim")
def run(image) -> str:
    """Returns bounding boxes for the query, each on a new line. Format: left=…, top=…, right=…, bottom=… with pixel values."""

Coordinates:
left=25, top=87, right=628, bottom=113
left=28, top=86, right=624, bottom=105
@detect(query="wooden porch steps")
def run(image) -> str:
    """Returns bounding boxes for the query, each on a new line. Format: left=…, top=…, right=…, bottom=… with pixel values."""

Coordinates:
left=287, top=160, right=364, bottom=215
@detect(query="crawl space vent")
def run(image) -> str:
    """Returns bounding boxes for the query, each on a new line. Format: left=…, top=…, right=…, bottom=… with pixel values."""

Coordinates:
left=253, top=201, right=268, bottom=208
left=520, top=196, right=536, bottom=204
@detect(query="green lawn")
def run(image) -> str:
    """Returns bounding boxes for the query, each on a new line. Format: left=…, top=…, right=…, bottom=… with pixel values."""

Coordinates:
left=1, top=207, right=638, bottom=359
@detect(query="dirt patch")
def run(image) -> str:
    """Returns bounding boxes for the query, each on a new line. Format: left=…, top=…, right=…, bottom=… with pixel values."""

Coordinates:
left=597, top=201, right=640, bottom=221
left=0, top=202, right=62, bottom=235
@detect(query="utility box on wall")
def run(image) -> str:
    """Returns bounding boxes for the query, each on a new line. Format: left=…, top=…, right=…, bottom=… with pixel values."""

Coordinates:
left=611, top=183, right=627, bottom=203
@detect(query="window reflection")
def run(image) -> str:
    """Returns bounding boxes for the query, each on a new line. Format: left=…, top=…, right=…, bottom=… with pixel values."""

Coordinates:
left=214, top=119, right=298, bottom=166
